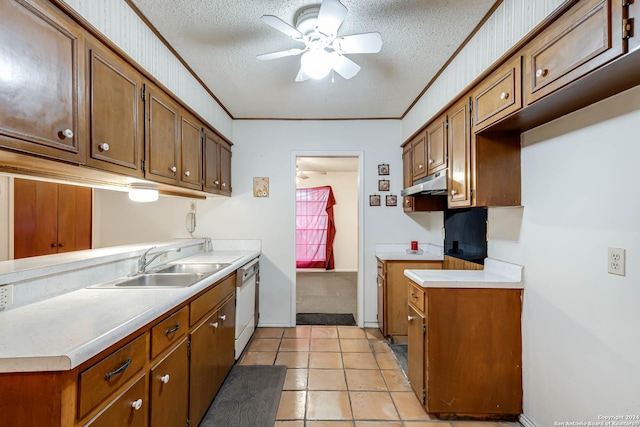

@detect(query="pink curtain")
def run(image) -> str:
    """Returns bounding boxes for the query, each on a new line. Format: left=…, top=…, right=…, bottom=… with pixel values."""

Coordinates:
left=296, top=186, right=336, bottom=269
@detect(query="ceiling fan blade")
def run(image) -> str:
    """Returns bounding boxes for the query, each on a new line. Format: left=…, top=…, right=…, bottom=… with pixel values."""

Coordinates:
left=332, top=54, right=361, bottom=80
left=316, top=0, right=347, bottom=38
left=257, top=48, right=305, bottom=61
left=334, top=32, right=383, bottom=54
left=261, top=15, right=303, bottom=40
left=295, top=67, right=310, bottom=82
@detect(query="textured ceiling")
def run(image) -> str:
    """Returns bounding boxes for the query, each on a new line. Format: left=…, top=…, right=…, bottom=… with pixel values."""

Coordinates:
left=129, top=0, right=497, bottom=120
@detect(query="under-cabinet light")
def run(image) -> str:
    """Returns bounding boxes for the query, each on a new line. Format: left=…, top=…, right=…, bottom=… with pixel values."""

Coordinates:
left=128, top=183, right=159, bottom=202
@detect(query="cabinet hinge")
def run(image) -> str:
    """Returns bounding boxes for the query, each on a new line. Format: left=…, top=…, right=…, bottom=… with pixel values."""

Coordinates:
left=422, top=388, right=426, bottom=403
left=141, top=85, right=146, bottom=101
left=622, top=0, right=633, bottom=8
left=623, top=17, right=634, bottom=39
left=186, top=419, right=191, bottom=427
left=445, top=116, right=449, bottom=130
left=468, top=97, right=473, bottom=113
left=187, top=339, right=191, bottom=358
left=141, top=159, right=146, bottom=171
left=423, top=324, right=426, bottom=335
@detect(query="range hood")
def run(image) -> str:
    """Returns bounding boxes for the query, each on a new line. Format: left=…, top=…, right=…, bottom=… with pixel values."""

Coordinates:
left=401, top=170, right=448, bottom=196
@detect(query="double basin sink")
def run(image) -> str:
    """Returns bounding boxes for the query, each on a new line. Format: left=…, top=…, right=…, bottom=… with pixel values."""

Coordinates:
left=92, top=263, right=231, bottom=289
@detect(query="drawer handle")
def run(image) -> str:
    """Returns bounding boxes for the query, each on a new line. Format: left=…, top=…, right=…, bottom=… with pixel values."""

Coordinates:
left=536, top=68, right=548, bottom=78
left=131, top=399, right=143, bottom=411
left=165, top=323, right=180, bottom=335
left=219, top=314, right=226, bottom=321
left=408, top=315, right=414, bottom=321
left=410, top=292, right=418, bottom=298
left=104, top=358, right=132, bottom=380
left=210, top=322, right=219, bottom=328
left=160, top=374, right=170, bottom=384
left=500, top=92, right=509, bottom=100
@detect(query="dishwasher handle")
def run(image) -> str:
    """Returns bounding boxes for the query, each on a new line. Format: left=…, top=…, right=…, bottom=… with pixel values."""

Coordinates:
left=237, top=257, right=259, bottom=285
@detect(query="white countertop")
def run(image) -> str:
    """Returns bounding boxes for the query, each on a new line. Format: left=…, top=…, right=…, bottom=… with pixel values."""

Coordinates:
left=0, top=249, right=259, bottom=373
left=404, top=258, right=523, bottom=289
left=375, top=243, right=443, bottom=261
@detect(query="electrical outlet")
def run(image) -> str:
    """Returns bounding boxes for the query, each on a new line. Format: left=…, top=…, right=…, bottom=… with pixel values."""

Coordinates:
left=0, top=284, right=14, bottom=310
left=608, top=247, right=626, bottom=276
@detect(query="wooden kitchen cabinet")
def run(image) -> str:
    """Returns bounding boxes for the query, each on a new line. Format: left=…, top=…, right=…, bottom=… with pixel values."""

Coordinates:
left=85, top=374, right=148, bottom=427
left=523, top=0, right=624, bottom=105
left=178, top=109, right=204, bottom=190
left=0, top=0, right=85, bottom=163
left=407, top=281, right=523, bottom=418
left=203, top=127, right=232, bottom=196
left=425, top=113, right=447, bottom=175
left=411, top=131, right=427, bottom=181
left=402, top=142, right=445, bottom=212
left=13, top=178, right=92, bottom=258
left=377, top=258, right=441, bottom=342
left=85, top=38, right=144, bottom=178
left=447, top=97, right=472, bottom=208
left=472, top=56, right=522, bottom=132
left=144, top=83, right=180, bottom=185
left=149, top=338, right=189, bottom=427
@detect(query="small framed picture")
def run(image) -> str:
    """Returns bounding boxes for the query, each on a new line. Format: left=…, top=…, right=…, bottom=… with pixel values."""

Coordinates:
left=253, top=177, right=269, bottom=197
left=378, top=179, right=390, bottom=191
left=378, top=163, right=389, bottom=175
left=369, top=194, right=381, bottom=206
left=386, top=195, right=397, bottom=206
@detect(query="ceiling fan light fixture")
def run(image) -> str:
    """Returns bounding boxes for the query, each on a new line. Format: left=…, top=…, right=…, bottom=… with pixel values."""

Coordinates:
left=301, top=49, right=332, bottom=80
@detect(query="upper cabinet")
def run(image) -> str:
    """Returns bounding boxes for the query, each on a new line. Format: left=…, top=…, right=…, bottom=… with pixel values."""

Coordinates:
left=144, top=83, right=181, bottom=185
left=447, top=98, right=472, bottom=208
left=524, top=0, right=624, bottom=105
left=425, top=114, right=447, bottom=175
left=411, top=131, right=427, bottom=181
left=0, top=0, right=85, bottom=163
left=179, top=110, right=204, bottom=190
left=203, top=128, right=232, bottom=196
left=471, top=56, right=522, bottom=132
left=85, top=38, right=144, bottom=178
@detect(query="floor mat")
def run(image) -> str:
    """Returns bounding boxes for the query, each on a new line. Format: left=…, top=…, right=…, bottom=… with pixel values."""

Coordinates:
left=296, top=313, right=356, bottom=326
left=390, top=343, right=408, bottom=375
left=200, top=365, right=287, bottom=427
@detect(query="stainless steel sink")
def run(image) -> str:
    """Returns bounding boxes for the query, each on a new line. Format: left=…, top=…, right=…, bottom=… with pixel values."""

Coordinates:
left=151, top=263, right=231, bottom=275
left=91, top=273, right=204, bottom=289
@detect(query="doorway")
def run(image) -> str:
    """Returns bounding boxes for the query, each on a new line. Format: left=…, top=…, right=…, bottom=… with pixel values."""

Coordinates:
left=293, top=154, right=362, bottom=325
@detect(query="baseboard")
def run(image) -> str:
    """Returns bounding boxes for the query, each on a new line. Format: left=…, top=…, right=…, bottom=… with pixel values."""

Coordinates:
left=520, top=413, right=537, bottom=427
left=257, top=322, right=294, bottom=327
left=364, top=321, right=379, bottom=329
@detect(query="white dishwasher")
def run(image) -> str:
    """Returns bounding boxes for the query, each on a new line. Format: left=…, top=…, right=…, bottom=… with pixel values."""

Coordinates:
left=235, top=256, right=259, bottom=359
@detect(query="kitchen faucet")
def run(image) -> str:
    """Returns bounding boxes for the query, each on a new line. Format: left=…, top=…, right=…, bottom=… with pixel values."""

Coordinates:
left=136, top=246, right=182, bottom=274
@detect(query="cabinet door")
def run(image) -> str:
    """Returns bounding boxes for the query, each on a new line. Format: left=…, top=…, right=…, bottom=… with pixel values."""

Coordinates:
left=202, top=129, right=220, bottom=193
left=13, top=179, right=58, bottom=258
left=524, top=0, right=624, bottom=105
left=150, top=339, right=189, bottom=427
left=0, top=0, right=84, bottom=163
left=219, top=140, right=232, bottom=195
left=411, top=132, right=427, bottom=181
left=189, top=310, right=221, bottom=427
left=214, top=296, right=236, bottom=387
left=86, top=40, right=144, bottom=177
left=179, top=111, right=203, bottom=190
left=85, top=375, right=148, bottom=427
left=447, top=97, right=472, bottom=208
left=426, top=115, right=447, bottom=175
left=402, top=144, right=412, bottom=188
left=145, top=85, right=179, bottom=184
left=407, top=304, right=425, bottom=405
left=56, top=183, right=92, bottom=253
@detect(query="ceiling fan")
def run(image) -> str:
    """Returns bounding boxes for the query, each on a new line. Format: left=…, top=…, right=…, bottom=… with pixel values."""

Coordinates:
left=296, top=168, right=327, bottom=180
left=257, top=0, right=383, bottom=82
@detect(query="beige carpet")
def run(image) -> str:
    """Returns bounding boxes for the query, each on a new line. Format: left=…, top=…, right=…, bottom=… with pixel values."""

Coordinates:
left=296, top=271, right=357, bottom=320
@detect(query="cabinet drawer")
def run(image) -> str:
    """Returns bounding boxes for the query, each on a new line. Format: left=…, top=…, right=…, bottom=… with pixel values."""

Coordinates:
left=524, top=0, right=624, bottom=105
left=472, top=56, right=522, bottom=131
left=78, top=334, right=148, bottom=419
left=408, top=282, right=425, bottom=313
left=190, top=274, right=235, bottom=326
left=84, top=374, right=147, bottom=427
left=150, top=306, right=189, bottom=359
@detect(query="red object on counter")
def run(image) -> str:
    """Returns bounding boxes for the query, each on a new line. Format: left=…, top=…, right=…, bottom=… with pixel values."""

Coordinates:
left=411, top=241, right=418, bottom=251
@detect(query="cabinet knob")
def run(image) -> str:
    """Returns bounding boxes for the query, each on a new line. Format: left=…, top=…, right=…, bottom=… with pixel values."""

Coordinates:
left=378, top=283, right=382, bottom=287
left=160, top=374, right=170, bottom=384
left=408, top=315, right=414, bottom=321
left=98, top=142, right=110, bottom=152
left=58, top=128, right=74, bottom=139
left=410, top=292, right=417, bottom=298
left=219, top=314, right=226, bottom=321
left=428, top=159, right=433, bottom=164
left=451, top=189, right=457, bottom=196
left=131, top=399, right=143, bottom=411
left=51, top=242, right=57, bottom=248
left=214, top=180, right=219, bottom=186
left=405, top=199, right=410, bottom=205
left=222, top=182, right=226, bottom=188
left=500, top=92, right=509, bottom=100
left=210, top=322, right=219, bottom=328
left=170, top=166, right=177, bottom=173
left=535, top=68, right=548, bottom=78
left=184, top=170, right=190, bottom=177
left=418, top=164, right=424, bottom=169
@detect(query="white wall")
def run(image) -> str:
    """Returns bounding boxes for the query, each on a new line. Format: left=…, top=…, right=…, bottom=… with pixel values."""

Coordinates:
left=297, top=171, right=358, bottom=271
left=488, top=86, right=640, bottom=425
left=194, top=120, right=442, bottom=327
left=92, top=189, right=195, bottom=248
left=0, top=177, right=9, bottom=260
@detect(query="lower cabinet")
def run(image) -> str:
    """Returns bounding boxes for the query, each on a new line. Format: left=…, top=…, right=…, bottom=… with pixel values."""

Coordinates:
left=85, top=374, right=148, bottom=427
left=407, top=280, right=523, bottom=418
left=149, top=339, right=189, bottom=427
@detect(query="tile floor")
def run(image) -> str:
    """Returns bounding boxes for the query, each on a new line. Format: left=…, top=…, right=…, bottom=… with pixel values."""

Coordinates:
left=239, top=325, right=521, bottom=427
